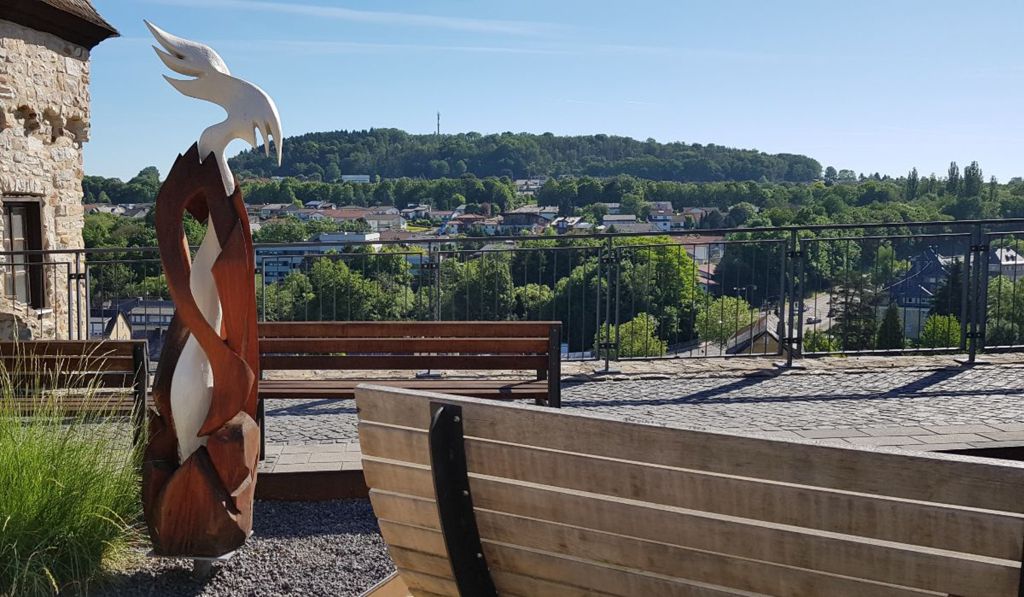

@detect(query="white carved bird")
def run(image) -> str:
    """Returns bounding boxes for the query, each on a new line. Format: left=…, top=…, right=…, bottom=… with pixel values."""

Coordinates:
left=145, top=20, right=283, bottom=195
left=146, top=21, right=282, bottom=463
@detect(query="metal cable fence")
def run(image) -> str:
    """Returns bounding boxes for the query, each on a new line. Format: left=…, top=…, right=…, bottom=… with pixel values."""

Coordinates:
left=6, top=219, right=1024, bottom=364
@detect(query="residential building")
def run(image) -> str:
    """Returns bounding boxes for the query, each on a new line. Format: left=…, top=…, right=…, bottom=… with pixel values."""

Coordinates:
left=990, top=247, right=1024, bottom=279
left=364, top=213, right=406, bottom=231
left=726, top=313, right=783, bottom=355
left=445, top=213, right=486, bottom=235
left=552, top=216, right=584, bottom=234
left=649, top=207, right=673, bottom=232
left=677, top=235, right=726, bottom=264
left=256, top=231, right=382, bottom=283
left=500, top=208, right=548, bottom=235
left=401, top=204, right=431, bottom=221
left=602, top=214, right=637, bottom=226
left=596, top=202, right=622, bottom=215
left=341, top=174, right=371, bottom=183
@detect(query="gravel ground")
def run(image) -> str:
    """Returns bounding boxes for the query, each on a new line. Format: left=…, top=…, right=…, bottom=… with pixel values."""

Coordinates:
left=95, top=500, right=393, bottom=597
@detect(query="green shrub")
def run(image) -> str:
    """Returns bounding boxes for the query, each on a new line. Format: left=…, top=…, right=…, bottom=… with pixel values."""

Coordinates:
left=803, top=330, right=840, bottom=353
left=920, top=314, right=962, bottom=348
left=0, top=357, right=141, bottom=596
left=595, top=312, right=667, bottom=358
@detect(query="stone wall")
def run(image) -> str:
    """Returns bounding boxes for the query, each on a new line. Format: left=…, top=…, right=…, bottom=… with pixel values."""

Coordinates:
left=0, top=19, right=91, bottom=339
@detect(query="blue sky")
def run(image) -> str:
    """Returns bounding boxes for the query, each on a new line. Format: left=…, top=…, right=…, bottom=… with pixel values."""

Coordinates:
left=87, top=0, right=1023, bottom=182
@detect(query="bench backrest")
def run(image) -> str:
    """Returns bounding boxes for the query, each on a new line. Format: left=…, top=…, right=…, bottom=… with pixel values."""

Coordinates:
left=356, top=384, right=1024, bottom=597
left=0, top=340, right=148, bottom=388
left=258, top=321, right=561, bottom=374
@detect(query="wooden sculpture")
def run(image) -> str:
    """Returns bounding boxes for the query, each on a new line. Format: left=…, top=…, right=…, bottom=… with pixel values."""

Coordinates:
left=141, top=21, right=283, bottom=557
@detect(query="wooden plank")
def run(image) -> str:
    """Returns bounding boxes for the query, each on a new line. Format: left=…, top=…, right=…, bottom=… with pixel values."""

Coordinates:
left=379, top=518, right=761, bottom=597
left=260, top=355, right=550, bottom=371
left=260, top=337, right=549, bottom=354
left=358, top=423, right=1024, bottom=559
left=384, top=546, right=452, bottom=579
left=260, top=380, right=546, bottom=401
left=364, top=462, right=1019, bottom=597
left=361, top=572, right=412, bottom=597
left=0, top=355, right=136, bottom=371
left=259, top=321, right=559, bottom=339
left=369, top=487, right=993, bottom=596
left=355, top=386, right=1024, bottom=513
left=0, top=341, right=138, bottom=357
left=7, top=371, right=134, bottom=387
left=395, top=569, right=459, bottom=596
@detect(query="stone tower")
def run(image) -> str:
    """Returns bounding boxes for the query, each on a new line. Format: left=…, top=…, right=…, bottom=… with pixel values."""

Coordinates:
left=0, top=0, right=117, bottom=339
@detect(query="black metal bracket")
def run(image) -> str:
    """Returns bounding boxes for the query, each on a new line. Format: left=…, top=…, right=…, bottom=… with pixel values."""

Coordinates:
left=598, top=341, right=618, bottom=350
left=428, top=402, right=497, bottom=597
left=599, top=254, right=620, bottom=265
left=787, top=250, right=803, bottom=259
left=970, top=244, right=990, bottom=253
left=421, top=261, right=439, bottom=270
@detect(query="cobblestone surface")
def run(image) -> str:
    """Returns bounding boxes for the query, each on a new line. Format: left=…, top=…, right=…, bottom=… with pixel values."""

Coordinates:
left=263, top=364, right=1024, bottom=446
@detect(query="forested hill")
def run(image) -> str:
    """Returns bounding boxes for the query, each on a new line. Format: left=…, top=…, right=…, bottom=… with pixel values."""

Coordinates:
left=228, top=128, right=822, bottom=183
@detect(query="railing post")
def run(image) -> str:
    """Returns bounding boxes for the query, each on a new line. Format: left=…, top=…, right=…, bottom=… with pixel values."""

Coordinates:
left=967, top=223, right=989, bottom=363
left=595, top=235, right=619, bottom=374
left=794, top=237, right=807, bottom=360
left=776, top=238, right=788, bottom=361
left=432, top=242, right=441, bottom=322
left=784, top=230, right=801, bottom=367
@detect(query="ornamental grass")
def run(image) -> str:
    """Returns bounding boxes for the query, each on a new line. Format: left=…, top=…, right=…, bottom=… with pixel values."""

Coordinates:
left=0, top=351, right=141, bottom=596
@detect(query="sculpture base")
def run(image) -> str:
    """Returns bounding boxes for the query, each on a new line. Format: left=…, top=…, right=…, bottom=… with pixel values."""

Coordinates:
left=146, top=532, right=251, bottom=579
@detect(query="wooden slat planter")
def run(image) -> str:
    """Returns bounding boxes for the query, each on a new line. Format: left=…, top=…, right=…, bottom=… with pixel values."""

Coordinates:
left=357, top=384, right=1024, bottom=597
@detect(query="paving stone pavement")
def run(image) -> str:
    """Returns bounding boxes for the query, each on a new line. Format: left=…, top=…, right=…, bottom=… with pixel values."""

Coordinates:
left=261, top=363, right=1024, bottom=470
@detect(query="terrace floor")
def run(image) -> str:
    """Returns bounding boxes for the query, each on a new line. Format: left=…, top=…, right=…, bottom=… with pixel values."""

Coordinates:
left=258, top=354, right=1024, bottom=473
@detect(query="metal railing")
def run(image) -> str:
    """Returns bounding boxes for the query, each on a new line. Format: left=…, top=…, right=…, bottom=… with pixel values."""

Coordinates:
left=5, top=218, right=1024, bottom=365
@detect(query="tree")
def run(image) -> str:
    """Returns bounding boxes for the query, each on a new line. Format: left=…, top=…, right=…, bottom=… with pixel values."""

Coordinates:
left=440, top=253, right=514, bottom=320
left=615, top=236, right=701, bottom=342
left=511, top=283, right=554, bottom=320
left=620, top=192, right=650, bottom=219
left=904, top=167, right=919, bottom=200
left=872, top=243, right=909, bottom=286
left=695, top=296, right=756, bottom=349
left=930, top=261, right=964, bottom=317
left=726, top=202, right=757, bottom=227
left=831, top=273, right=878, bottom=351
left=920, top=314, right=961, bottom=348
left=594, top=313, right=666, bottom=357
left=823, top=166, right=838, bottom=186
left=946, top=161, right=961, bottom=196
left=987, top=318, right=1019, bottom=346
left=253, top=217, right=310, bottom=243
left=803, top=330, right=839, bottom=353
left=258, top=272, right=314, bottom=321
left=323, top=162, right=342, bottom=182
left=962, top=161, right=983, bottom=197
left=876, top=303, right=904, bottom=349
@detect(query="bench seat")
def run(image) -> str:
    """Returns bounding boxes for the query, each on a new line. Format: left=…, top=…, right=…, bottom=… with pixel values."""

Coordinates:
left=259, top=378, right=548, bottom=401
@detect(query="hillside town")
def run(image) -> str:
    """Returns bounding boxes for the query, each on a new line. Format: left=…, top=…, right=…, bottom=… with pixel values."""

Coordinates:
left=84, top=178, right=721, bottom=241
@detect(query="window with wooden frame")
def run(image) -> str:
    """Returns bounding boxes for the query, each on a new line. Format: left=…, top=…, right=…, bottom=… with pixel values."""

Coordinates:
left=2, top=198, right=44, bottom=308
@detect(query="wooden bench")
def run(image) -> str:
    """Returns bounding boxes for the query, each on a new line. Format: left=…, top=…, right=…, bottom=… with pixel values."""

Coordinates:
left=0, top=340, right=148, bottom=426
left=357, top=384, right=1024, bottom=597
left=258, top=321, right=562, bottom=408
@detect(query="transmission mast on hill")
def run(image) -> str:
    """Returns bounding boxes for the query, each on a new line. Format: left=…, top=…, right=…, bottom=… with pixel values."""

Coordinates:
left=436, top=111, right=440, bottom=136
